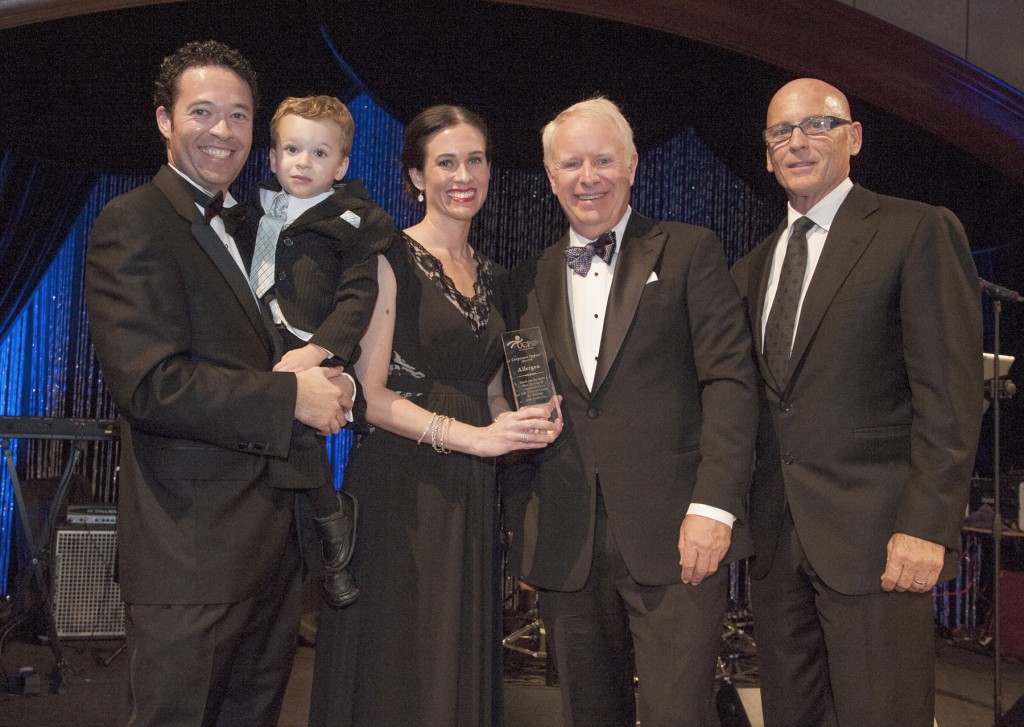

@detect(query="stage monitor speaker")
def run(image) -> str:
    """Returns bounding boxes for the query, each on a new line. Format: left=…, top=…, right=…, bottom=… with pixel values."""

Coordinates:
left=51, top=526, right=125, bottom=638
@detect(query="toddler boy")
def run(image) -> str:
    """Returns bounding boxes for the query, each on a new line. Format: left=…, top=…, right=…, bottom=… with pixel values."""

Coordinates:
left=235, top=95, right=394, bottom=608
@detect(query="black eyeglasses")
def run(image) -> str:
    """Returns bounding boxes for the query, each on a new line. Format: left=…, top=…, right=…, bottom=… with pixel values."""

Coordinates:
left=763, top=115, right=852, bottom=144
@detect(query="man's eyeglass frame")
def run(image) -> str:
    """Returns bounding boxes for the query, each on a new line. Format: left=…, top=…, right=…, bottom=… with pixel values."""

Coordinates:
left=763, top=115, right=852, bottom=144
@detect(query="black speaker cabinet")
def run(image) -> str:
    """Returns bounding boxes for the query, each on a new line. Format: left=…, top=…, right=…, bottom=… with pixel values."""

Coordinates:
left=51, top=526, right=124, bottom=638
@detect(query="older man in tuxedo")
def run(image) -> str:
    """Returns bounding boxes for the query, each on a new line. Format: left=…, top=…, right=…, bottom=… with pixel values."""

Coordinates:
left=731, top=78, right=983, bottom=726
left=85, top=41, right=352, bottom=726
left=510, top=97, right=758, bottom=727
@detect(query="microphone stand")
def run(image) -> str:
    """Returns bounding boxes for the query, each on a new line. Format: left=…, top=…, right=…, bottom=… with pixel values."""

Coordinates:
left=978, top=278, right=1022, bottom=723
left=992, top=297, right=1003, bottom=722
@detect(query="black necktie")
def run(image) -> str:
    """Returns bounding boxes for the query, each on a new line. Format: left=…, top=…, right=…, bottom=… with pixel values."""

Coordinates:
left=763, top=217, right=814, bottom=385
left=565, top=230, right=616, bottom=276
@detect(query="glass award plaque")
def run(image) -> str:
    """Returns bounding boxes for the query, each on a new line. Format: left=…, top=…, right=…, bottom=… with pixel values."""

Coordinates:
left=501, top=327, right=555, bottom=409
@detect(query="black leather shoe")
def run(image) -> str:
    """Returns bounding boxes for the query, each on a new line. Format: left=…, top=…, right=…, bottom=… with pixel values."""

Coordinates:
left=323, top=567, right=359, bottom=609
left=314, top=492, right=360, bottom=608
left=314, top=491, right=357, bottom=570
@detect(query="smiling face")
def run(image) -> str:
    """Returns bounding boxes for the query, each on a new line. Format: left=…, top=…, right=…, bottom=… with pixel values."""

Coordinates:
left=765, top=78, right=862, bottom=213
left=545, top=113, right=637, bottom=239
left=270, top=114, right=350, bottom=199
left=155, top=65, right=253, bottom=196
left=407, top=122, right=490, bottom=223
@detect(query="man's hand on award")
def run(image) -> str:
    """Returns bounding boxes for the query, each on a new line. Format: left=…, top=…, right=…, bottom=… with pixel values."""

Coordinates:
left=678, top=514, right=732, bottom=586
left=486, top=395, right=563, bottom=456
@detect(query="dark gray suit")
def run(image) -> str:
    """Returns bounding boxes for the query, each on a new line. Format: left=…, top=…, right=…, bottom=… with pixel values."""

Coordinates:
left=731, top=184, right=983, bottom=726
left=85, top=165, right=304, bottom=726
left=511, top=211, right=758, bottom=726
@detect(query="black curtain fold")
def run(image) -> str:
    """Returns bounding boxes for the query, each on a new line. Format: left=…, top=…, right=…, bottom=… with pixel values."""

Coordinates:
left=0, top=149, right=97, bottom=339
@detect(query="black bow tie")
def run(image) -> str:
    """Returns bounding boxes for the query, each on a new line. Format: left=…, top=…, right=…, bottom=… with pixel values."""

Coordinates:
left=203, top=190, right=225, bottom=224
left=219, top=203, right=246, bottom=236
left=565, top=230, right=616, bottom=276
left=189, top=183, right=226, bottom=224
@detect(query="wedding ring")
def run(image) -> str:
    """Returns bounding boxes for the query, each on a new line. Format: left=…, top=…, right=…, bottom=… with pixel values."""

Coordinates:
left=522, top=433, right=529, bottom=443
left=913, top=578, right=927, bottom=585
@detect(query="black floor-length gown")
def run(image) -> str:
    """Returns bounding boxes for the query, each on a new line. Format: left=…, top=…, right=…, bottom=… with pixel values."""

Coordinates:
left=310, top=232, right=508, bottom=727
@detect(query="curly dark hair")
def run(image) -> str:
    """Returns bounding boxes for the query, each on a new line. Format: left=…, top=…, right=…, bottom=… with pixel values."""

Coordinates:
left=153, top=40, right=259, bottom=113
left=400, top=105, right=489, bottom=201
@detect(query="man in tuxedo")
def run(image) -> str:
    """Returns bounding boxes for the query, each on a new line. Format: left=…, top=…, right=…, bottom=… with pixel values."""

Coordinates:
left=731, top=78, right=983, bottom=726
left=85, top=41, right=352, bottom=726
left=510, top=97, right=758, bottom=726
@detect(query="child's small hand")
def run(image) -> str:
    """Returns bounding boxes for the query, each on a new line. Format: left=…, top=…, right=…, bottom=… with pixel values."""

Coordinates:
left=274, top=343, right=332, bottom=373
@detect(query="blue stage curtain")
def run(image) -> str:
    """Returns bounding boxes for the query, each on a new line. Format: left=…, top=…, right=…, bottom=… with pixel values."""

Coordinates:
left=0, top=171, right=145, bottom=591
left=0, top=93, right=778, bottom=595
left=0, top=150, right=97, bottom=341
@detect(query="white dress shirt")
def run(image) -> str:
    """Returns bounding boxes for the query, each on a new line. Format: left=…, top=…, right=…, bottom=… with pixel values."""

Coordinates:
left=566, top=208, right=632, bottom=390
left=169, top=164, right=248, bottom=280
left=565, top=208, right=733, bottom=528
left=761, top=178, right=854, bottom=351
left=259, top=186, right=333, bottom=226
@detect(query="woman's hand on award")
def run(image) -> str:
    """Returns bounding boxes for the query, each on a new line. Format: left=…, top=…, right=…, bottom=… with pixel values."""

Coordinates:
left=486, top=396, right=562, bottom=456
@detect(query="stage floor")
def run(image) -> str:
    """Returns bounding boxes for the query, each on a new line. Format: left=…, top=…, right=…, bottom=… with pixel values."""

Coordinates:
left=0, top=627, right=1021, bottom=726
left=283, top=636, right=1024, bottom=727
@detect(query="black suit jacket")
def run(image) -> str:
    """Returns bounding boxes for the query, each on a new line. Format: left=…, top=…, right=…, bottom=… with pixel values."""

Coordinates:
left=85, top=165, right=299, bottom=605
left=234, top=178, right=394, bottom=366
left=731, top=184, right=983, bottom=594
left=510, top=212, right=758, bottom=590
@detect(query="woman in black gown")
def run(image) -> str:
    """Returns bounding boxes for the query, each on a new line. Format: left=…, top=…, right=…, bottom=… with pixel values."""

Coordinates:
left=309, top=105, right=562, bottom=727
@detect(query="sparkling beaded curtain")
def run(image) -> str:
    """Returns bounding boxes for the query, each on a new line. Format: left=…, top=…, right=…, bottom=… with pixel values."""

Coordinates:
left=0, top=171, right=145, bottom=591
left=0, top=94, right=778, bottom=594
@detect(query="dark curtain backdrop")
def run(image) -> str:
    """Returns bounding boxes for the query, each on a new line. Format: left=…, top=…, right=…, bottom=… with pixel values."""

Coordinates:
left=0, top=91, right=780, bottom=593
left=0, top=88, right=1018, bottom=597
left=0, top=151, right=97, bottom=340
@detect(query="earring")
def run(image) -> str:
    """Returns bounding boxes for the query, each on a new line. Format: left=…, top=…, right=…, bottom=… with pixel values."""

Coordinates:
left=417, top=191, right=424, bottom=203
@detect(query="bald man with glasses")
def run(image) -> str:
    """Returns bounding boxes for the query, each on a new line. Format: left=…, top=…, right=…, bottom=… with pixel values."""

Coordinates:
left=731, top=78, right=983, bottom=727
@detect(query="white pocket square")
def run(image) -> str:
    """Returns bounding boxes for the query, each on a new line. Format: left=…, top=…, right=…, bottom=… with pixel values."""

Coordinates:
left=340, top=210, right=362, bottom=228
left=646, top=271, right=659, bottom=284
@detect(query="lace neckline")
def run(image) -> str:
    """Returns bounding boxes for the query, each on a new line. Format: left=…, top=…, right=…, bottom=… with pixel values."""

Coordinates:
left=403, top=233, right=494, bottom=337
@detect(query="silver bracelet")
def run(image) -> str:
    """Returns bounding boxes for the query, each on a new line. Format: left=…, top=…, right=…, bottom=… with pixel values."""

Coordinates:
left=430, top=414, right=442, bottom=452
left=432, top=415, right=453, bottom=454
left=437, top=416, right=453, bottom=455
left=417, top=412, right=438, bottom=445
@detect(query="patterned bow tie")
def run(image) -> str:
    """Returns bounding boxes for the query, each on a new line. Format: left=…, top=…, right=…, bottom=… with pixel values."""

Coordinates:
left=565, top=230, right=616, bottom=276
